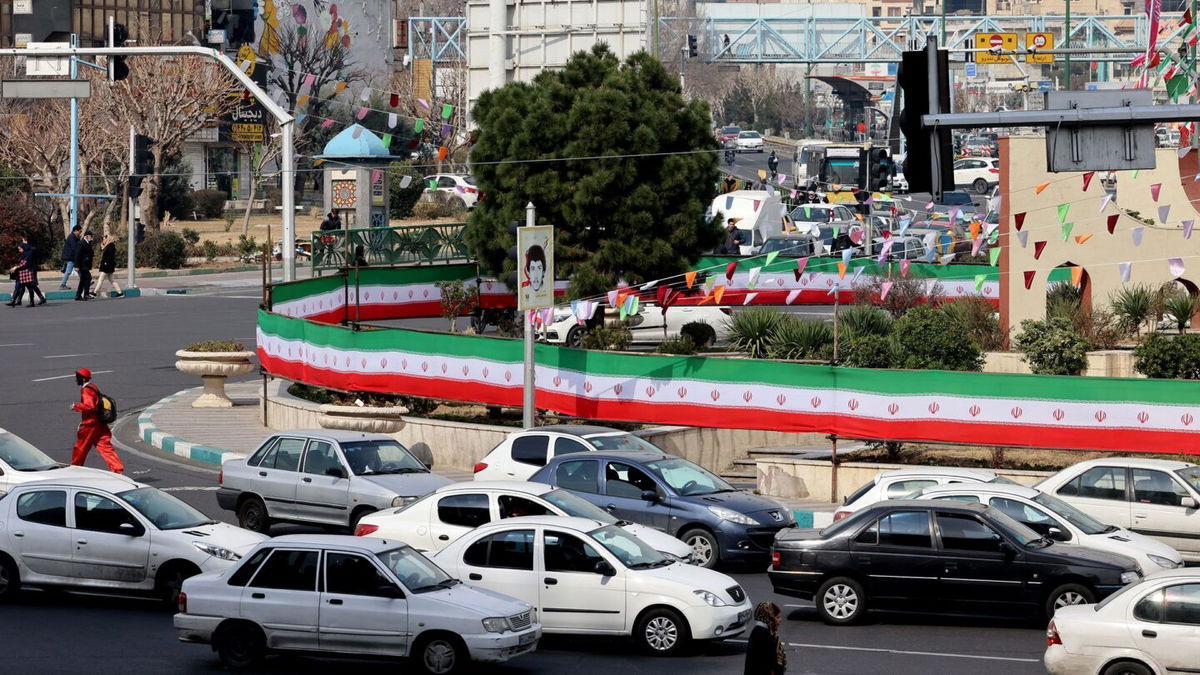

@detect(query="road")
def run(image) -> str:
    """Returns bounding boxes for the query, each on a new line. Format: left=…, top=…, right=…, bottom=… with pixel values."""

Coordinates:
left=0, top=294, right=1046, bottom=674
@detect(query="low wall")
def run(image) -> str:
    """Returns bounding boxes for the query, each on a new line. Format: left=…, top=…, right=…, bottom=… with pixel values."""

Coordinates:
left=984, top=350, right=1139, bottom=378
left=640, top=426, right=829, bottom=472
left=756, top=457, right=1054, bottom=502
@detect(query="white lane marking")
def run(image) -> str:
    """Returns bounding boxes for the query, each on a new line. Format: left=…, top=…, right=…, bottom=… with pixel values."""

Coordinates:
left=784, top=643, right=1039, bottom=663
left=214, top=296, right=265, bottom=299
left=43, top=353, right=97, bottom=359
left=0, top=343, right=34, bottom=347
left=161, top=486, right=221, bottom=492
left=33, top=369, right=113, bottom=382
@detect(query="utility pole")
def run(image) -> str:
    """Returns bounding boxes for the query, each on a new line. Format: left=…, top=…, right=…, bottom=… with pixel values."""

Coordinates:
left=680, top=44, right=686, bottom=92
left=940, top=1, right=946, bottom=45
left=1064, top=0, right=1072, bottom=90
left=522, top=201, right=537, bottom=429
left=68, top=33, right=79, bottom=234
left=126, top=126, right=136, bottom=290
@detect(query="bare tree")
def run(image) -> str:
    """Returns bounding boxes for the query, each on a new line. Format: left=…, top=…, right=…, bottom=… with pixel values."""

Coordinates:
left=231, top=116, right=285, bottom=234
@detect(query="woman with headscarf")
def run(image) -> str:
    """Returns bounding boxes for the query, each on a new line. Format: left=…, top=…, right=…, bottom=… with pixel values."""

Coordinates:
left=744, top=601, right=787, bottom=675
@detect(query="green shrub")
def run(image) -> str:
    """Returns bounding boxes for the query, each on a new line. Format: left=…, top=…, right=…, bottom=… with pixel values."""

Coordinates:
left=839, top=304, right=892, bottom=339
left=580, top=325, right=632, bottom=351
left=1133, top=333, right=1200, bottom=379
left=235, top=234, right=258, bottom=258
left=201, top=239, right=219, bottom=262
left=892, top=305, right=984, bottom=371
left=841, top=333, right=897, bottom=368
left=189, top=190, right=227, bottom=218
left=656, top=336, right=698, bottom=355
left=389, top=163, right=426, bottom=219
left=1162, top=292, right=1198, bottom=334
left=679, top=321, right=717, bottom=349
left=1110, top=284, right=1156, bottom=335
left=137, top=230, right=188, bottom=269
left=1013, top=317, right=1090, bottom=376
left=941, top=296, right=1007, bottom=351
left=768, top=316, right=832, bottom=360
left=184, top=340, right=246, bottom=352
left=180, top=227, right=201, bottom=246
left=853, top=276, right=943, bottom=318
left=412, top=199, right=445, bottom=220
left=725, top=307, right=784, bottom=358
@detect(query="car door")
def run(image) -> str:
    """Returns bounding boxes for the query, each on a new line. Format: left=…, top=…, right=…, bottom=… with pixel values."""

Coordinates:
left=9, top=489, right=73, bottom=579
left=293, top=440, right=350, bottom=525
left=458, top=528, right=539, bottom=607
left=252, top=437, right=305, bottom=519
left=1129, top=468, right=1200, bottom=556
left=241, top=548, right=321, bottom=650
left=504, top=435, right=551, bottom=479
left=551, top=437, right=592, bottom=462
left=429, top=493, right=490, bottom=547
left=70, top=491, right=151, bottom=583
left=550, top=458, right=604, bottom=509
left=1130, top=582, right=1200, bottom=671
left=540, top=529, right=626, bottom=632
left=1054, top=465, right=1132, bottom=527
left=318, top=550, right=408, bottom=655
left=933, top=511, right=1028, bottom=613
left=847, top=510, right=939, bottom=610
left=599, top=460, right=670, bottom=531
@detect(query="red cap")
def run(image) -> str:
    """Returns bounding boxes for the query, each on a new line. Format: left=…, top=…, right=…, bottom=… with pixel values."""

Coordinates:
left=75, top=368, right=91, bottom=379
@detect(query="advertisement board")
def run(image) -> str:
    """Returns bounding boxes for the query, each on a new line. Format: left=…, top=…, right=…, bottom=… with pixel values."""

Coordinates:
left=517, top=226, right=554, bottom=310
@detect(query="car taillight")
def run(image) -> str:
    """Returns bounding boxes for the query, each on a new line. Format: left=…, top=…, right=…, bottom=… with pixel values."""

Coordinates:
left=354, top=523, right=379, bottom=537
left=1046, top=620, right=1062, bottom=646
left=218, top=470, right=223, bottom=485
left=177, top=591, right=187, bottom=614
left=473, top=462, right=488, bottom=473
left=771, top=551, right=781, bottom=568
left=988, top=168, right=999, bottom=173
left=833, top=510, right=851, bottom=522
left=464, top=187, right=477, bottom=193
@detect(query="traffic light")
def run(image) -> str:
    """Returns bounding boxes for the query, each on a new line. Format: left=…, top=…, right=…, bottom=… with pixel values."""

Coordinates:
left=108, top=20, right=128, bottom=81
left=867, top=147, right=891, bottom=192
left=687, top=35, right=698, bottom=59
left=133, top=134, right=155, bottom=176
left=128, top=175, right=143, bottom=198
left=897, top=42, right=953, bottom=197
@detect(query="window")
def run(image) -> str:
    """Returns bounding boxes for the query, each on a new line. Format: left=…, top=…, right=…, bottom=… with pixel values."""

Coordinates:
left=228, top=548, right=271, bottom=587
left=872, top=6, right=881, bottom=15
left=885, top=479, right=937, bottom=500
left=605, top=461, right=658, bottom=499
left=511, top=436, right=550, bottom=466
left=936, top=513, right=1005, bottom=553
left=247, top=438, right=277, bottom=467
left=1132, top=469, right=1191, bottom=507
left=1059, top=466, right=1127, bottom=501
left=933, top=494, right=981, bottom=503
left=302, top=441, right=341, bottom=476
left=325, top=552, right=399, bottom=597
left=498, top=495, right=551, bottom=519
left=437, top=176, right=456, bottom=189
left=437, top=494, right=490, bottom=528
left=556, top=459, right=600, bottom=494
left=74, top=492, right=139, bottom=534
left=855, top=511, right=931, bottom=548
left=990, top=497, right=1066, bottom=538
left=249, top=549, right=319, bottom=591
left=1163, top=584, right=1200, bottom=624
left=543, top=530, right=606, bottom=573
left=258, top=437, right=304, bottom=472
left=553, top=437, right=591, bottom=457
left=117, top=487, right=210, bottom=530
left=16, top=490, right=66, bottom=527
left=463, top=529, right=535, bottom=570
left=1136, top=588, right=1164, bottom=622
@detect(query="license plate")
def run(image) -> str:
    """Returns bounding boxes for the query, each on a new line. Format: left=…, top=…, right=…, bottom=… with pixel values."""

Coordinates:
left=737, top=609, right=751, bottom=623
left=519, top=631, right=538, bottom=646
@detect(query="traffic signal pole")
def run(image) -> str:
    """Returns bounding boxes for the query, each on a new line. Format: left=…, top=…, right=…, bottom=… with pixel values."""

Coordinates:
left=69, top=33, right=79, bottom=235
left=127, top=125, right=136, bottom=290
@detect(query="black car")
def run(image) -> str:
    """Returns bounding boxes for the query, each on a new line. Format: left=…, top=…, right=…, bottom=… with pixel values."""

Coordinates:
left=769, top=500, right=1141, bottom=624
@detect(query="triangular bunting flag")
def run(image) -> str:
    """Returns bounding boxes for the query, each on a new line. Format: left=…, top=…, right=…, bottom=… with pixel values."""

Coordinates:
left=899, top=260, right=911, bottom=278
left=1014, top=212, right=1026, bottom=230
left=764, top=251, right=780, bottom=267
left=1132, top=226, right=1145, bottom=246
left=747, top=267, right=763, bottom=289
left=1184, top=220, right=1195, bottom=239
left=713, top=285, right=726, bottom=304
left=974, top=274, right=987, bottom=291
left=1107, top=214, right=1119, bottom=234
left=1057, top=203, right=1070, bottom=223
left=725, top=261, right=738, bottom=282
left=1034, top=241, right=1047, bottom=259
left=1024, top=270, right=1036, bottom=289
left=837, top=262, right=847, bottom=280
left=743, top=292, right=758, bottom=305
left=880, top=282, right=894, bottom=301
left=1061, top=222, right=1074, bottom=241
left=1075, top=234, right=1093, bottom=244
left=786, top=289, right=801, bottom=305
left=1035, top=182, right=1050, bottom=195
left=969, top=221, right=981, bottom=240
left=1159, top=205, right=1171, bottom=223
left=1119, top=262, right=1132, bottom=282
left=1151, top=183, right=1162, bottom=201
left=971, top=237, right=984, bottom=256
left=1082, top=172, right=1095, bottom=191
left=989, top=247, right=1001, bottom=266
left=685, top=271, right=697, bottom=289
left=1070, top=266, right=1084, bottom=286
left=1017, top=230, right=1029, bottom=247
left=1170, top=258, right=1186, bottom=278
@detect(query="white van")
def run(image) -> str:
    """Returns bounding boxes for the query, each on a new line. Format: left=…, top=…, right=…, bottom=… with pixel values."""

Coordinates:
left=709, top=189, right=785, bottom=255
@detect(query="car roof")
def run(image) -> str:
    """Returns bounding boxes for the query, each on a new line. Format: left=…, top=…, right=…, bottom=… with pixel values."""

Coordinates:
left=918, top=482, right=1040, bottom=499
left=15, top=474, right=142, bottom=492
left=475, top=515, right=607, bottom=531
left=1145, top=568, right=1200, bottom=582
left=876, top=467, right=998, bottom=481
left=549, top=449, right=669, bottom=464
left=267, top=534, right=407, bottom=552
left=519, top=424, right=624, bottom=437
left=435, top=480, right=552, bottom=496
left=265, top=429, right=396, bottom=442
left=1069, top=457, right=1196, bottom=471
left=872, top=499, right=991, bottom=514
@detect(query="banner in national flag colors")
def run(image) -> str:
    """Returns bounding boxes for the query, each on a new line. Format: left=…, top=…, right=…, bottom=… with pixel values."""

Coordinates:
left=258, top=309, right=1200, bottom=454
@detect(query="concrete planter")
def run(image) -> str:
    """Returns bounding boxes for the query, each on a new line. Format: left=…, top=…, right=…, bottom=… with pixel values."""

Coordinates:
left=174, top=350, right=257, bottom=408
left=318, top=404, right=409, bottom=434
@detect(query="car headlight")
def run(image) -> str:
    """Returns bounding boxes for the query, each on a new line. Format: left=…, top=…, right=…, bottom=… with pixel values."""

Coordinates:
left=1120, top=571, right=1142, bottom=585
left=1147, top=554, right=1180, bottom=570
left=693, top=590, right=729, bottom=607
left=192, top=542, right=241, bottom=562
left=482, top=617, right=511, bottom=633
left=392, top=496, right=418, bottom=507
left=707, top=506, right=756, bottom=526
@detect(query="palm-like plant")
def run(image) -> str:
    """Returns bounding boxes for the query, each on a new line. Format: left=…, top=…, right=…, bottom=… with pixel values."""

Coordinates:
left=769, top=316, right=833, bottom=360
left=725, top=308, right=785, bottom=358
left=1163, top=292, right=1198, bottom=334
left=839, top=304, right=892, bottom=340
left=1110, top=284, right=1156, bottom=335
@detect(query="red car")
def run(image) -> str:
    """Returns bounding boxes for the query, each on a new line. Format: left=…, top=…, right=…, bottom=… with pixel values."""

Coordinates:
left=718, top=125, right=741, bottom=143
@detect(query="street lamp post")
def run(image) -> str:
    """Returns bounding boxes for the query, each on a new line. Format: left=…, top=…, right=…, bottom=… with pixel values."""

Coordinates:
left=1064, top=0, right=1072, bottom=90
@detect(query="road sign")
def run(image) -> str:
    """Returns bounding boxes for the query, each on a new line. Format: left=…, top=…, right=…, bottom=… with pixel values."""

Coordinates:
left=974, top=32, right=1017, bottom=64
left=0, top=80, right=90, bottom=98
left=1026, top=32, right=1054, bottom=64
left=965, top=63, right=977, bottom=78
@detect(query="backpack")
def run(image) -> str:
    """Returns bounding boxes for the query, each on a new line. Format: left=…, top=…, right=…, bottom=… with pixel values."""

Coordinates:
left=86, top=383, right=118, bottom=424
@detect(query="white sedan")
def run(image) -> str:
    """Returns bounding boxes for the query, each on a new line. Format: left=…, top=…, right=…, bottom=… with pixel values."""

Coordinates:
left=356, top=481, right=695, bottom=562
left=1045, top=569, right=1200, bottom=675
left=424, top=173, right=479, bottom=208
left=953, top=157, right=1000, bottom=193
left=434, top=516, right=752, bottom=655
left=735, top=131, right=764, bottom=152
left=834, top=467, right=1015, bottom=521
left=0, top=426, right=130, bottom=492
left=543, top=304, right=728, bottom=348
left=0, top=475, right=265, bottom=605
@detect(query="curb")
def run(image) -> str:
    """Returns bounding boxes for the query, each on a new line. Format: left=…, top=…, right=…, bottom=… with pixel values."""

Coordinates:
left=137, top=387, right=246, bottom=466
left=140, top=265, right=263, bottom=278
left=0, top=287, right=143, bottom=303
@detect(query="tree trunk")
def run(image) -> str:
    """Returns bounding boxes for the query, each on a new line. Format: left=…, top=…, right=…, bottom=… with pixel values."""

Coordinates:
left=58, top=200, right=71, bottom=238
left=241, top=175, right=257, bottom=235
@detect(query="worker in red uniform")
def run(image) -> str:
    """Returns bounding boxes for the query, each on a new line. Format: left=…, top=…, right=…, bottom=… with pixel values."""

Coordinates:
left=71, top=368, right=123, bottom=474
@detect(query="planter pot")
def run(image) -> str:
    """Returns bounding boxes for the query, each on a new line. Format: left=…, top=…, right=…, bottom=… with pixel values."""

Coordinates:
left=174, top=350, right=257, bottom=408
left=318, top=404, right=409, bottom=434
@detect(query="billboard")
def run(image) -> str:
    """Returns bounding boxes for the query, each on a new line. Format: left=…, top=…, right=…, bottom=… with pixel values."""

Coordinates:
left=517, top=226, right=554, bottom=310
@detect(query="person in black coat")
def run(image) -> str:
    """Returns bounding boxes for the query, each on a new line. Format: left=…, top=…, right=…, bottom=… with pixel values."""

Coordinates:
left=59, top=225, right=81, bottom=289
left=74, top=230, right=95, bottom=301
left=744, top=602, right=787, bottom=675
left=90, top=234, right=124, bottom=298
left=319, top=211, right=342, bottom=231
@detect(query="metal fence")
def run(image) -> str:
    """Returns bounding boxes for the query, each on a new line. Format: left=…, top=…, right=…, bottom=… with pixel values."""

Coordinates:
left=311, top=223, right=469, bottom=273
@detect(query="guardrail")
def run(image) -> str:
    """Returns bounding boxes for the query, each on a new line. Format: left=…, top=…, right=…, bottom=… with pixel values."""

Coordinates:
left=311, top=223, right=469, bottom=273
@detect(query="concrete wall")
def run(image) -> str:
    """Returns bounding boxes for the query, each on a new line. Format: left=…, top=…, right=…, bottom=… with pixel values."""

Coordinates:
left=757, top=457, right=1053, bottom=502
left=639, top=426, right=830, bottom=472
left=984, top=349, right=1140, bottom=377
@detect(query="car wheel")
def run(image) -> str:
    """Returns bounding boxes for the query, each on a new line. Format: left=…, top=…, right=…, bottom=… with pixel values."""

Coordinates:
left=349, top=507, right=376, bottom=532
left=156, top=562, right=199, bottom=609
left=1045, top=583, right=1095, bottom=620
left=237, top=496, right=271, bottom=534
left=972, top=178, right=988, bottom=194
left=565, top=325, right=586, bottom=348
left=680, top=528, right=719, bottom=569
left=1101, top=661, right=1153, bottom=675
left=415, top=633, right=467, bottom=674
left=0, top=555, right=19, bottom=602
left=635, top=607, right=690, bottom=656
left=214, top=622, right=266, bottom=670
left=816, top=577, right=867, bottom=625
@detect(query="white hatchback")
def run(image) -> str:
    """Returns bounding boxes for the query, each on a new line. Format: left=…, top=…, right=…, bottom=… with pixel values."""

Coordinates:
left=433, top=516, right=752, bottom=656
left=0, top=476, right=265, bottom=605
left=473, top=425, right=666, bottom=482
left=735, top=130, right=764, bottom=152
left=355, top=481, right=695, bottom=562
left=0, top=427, right=130, bottom=492
left=424, top=174, right=479, bottom=208
left=834, top=467, right=1016, bottom=521
left=1045, top=569, right=1200, bottom=675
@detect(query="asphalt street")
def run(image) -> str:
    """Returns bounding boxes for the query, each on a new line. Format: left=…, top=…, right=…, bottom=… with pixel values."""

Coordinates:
left=0, top=287, right=1047, bottom=674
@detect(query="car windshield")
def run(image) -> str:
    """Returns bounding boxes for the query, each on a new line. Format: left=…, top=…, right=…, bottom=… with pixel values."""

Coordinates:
left=987, top=475, right=1017, bottom=485
left=1033, top=492, right=1110, bottom=535
left=1176, top=467, right=1200, bottom=492
left=590, top=525, right=669, bottom=569
left=759, top=238, right=810, bottom=256
left=721, top=126, right=740, bottom=135
left=463, top=176, right=476, bottom=186
left=986, top=507, right=1041, bottom=546
left=342, top=440, right=427, bottom=476
left=1094, top=577, right=1145, bottom=611
left=585, top=433, right=664, bottom=453
left=0, top=431, right=59, bottom=471
left=643, top=457, right=737, bottom=496
left=940, top=192, right=973, bottom=205
left=378, top=546, right=456, bottom=593
left=543, top=489, right=618, bottom=524
left=739, top=131, right=760, bottom=139
left=117, top=487, right=213, bottom=530
left=790, top=206, right=834, bottom=222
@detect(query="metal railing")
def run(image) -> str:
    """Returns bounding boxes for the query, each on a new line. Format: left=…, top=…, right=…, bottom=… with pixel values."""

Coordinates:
left=311, top=223, right=469, bottom=273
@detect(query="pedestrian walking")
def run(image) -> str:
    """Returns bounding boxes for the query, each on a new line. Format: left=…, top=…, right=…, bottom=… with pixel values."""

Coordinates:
left=8, top=241, right=45, bottom=307
left=91, top=234, right=124, bottom=298
left=319, top=210, right=342, bottom=231
left=59, top=224, right=81, bottom=288
left=74, top=230, right=95, bottom=301
left=744, top=602, right=787, bottom=675
left=717, top=219, right=748, bottom=254
left=70, top=368, right=123, bottom=474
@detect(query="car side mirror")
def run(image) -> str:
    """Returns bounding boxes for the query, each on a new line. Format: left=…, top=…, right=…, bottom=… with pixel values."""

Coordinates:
left=641, top=490, right=659, bottom=503
left=1047, top=527, right=1070, bottom=542
left=326, top=467, right=347, bottom=479
left=376, top=584, right=405, bottom=599
left=594, top=561, right=617, bottom=577
left=999, top=540, right=1015, bottom=557
left=1182, top=496, right=1197, bottom=509
left=119, top=521, right=143, bottom=536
